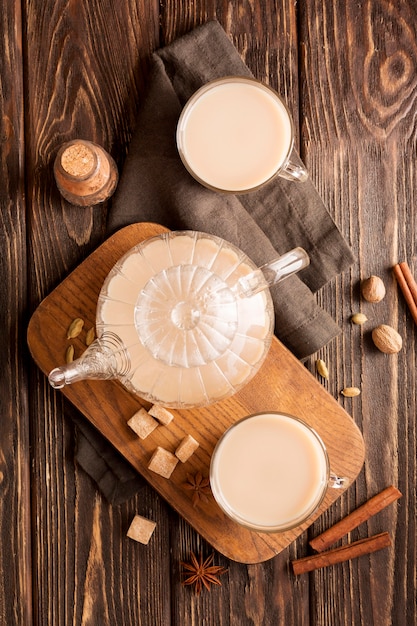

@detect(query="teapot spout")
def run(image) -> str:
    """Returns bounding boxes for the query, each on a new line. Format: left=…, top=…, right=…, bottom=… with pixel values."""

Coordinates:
left=48, top=331, right=130, bottom=389
left=235, top=247, right=310, bottom=298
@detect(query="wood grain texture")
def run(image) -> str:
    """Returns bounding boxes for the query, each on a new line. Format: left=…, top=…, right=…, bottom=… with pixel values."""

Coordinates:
left=0, top=2, right=32, bottom=625
left=24, top=1, right=161, bottom=625
left=300, top=1, right=417, bottom=625
left=1, top=0, right=415, bottom=624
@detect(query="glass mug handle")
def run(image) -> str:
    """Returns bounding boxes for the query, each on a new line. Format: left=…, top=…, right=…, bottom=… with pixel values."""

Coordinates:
left=279, top=154, right=309, bottom=182
left=328, top=473, right=350, bottom=489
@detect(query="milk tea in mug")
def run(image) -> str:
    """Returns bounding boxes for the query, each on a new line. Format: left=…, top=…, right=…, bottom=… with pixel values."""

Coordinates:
left=210, top=412, right=346, bottom=532
left=176, top=77, right=308, bottom=192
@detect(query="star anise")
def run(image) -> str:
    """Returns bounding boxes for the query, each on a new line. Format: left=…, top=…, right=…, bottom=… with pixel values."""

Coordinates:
left=181, top=552, right=227, bottom=594
left=183, top=472, right=211, bottom=507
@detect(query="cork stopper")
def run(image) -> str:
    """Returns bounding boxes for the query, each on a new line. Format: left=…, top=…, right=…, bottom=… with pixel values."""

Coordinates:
left=60, top=143, right=97, bottom=179
left=54, top=139, right=118, bottom=206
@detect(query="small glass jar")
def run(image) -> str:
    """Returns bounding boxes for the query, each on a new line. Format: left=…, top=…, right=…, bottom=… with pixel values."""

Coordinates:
left=54, top=139, right=118, bottom=206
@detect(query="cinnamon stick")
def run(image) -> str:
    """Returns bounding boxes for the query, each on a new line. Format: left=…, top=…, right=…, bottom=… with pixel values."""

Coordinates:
left=309, top=485, right=402, bottom=552
left=292, top=532, right=391, bottom=575
left=393, top=262, right=417, bottom=326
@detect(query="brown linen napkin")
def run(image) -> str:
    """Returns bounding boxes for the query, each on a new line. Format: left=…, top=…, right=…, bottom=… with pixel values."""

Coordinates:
left=70, top=404, right=146, bottom=504
left=74, top=20, right=354, bottom=502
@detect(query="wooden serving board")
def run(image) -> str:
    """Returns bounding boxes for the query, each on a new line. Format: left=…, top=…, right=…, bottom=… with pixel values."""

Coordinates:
left=27, top=222, right=365, bottom=563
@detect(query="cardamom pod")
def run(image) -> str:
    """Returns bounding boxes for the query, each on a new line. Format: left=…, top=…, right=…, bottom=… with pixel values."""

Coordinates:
left=351, top=313, right=368, bottom=325
left=67, top=317, right=84, bottom=339
left=65, top=344, right=75, bottom=364
left=341, top=387, right=361, bottom=397
left=85, top=326, right=95, bottom=346
left=315, top=358, right=329, bottom=379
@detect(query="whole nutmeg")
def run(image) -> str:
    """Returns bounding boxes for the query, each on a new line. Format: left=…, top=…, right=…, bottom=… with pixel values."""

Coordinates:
left=371, top=324, right=402, bottom=353
left=361, top=275, right=386, bottom=302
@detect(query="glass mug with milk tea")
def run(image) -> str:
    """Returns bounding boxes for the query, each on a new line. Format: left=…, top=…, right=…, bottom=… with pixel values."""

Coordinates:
left=210, top=412, right=347, bottom=532
left=48, top=231, right=309, bottom=409
left=176, top=76, right=308, bottom=193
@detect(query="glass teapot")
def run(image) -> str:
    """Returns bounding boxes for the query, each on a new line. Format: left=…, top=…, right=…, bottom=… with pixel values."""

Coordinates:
left=48, top=231, right=309, bottom=408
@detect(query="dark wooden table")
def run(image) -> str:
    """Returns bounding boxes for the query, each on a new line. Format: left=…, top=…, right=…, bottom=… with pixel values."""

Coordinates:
left=2, top=1, right=416, bottom=624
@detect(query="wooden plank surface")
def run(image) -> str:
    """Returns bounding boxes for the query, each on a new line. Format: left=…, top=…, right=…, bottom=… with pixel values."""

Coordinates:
left=23, top=2, right=162, bottom=625
left=0, top=0, right=415, bottom=624
left=299, top=3, right=417, bottom=624
left=0, top=2, right=32, bottom=625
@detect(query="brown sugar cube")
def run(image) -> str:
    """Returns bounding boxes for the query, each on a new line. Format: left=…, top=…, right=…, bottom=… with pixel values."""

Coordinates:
left=175, top=434, right=200, bottom=463
left=148, top=404, right=174, bottom=426
left=148, top=446, right=179, bottom=479
left=126, top=514, right=156, bottom=545
left=128, top=408, right=158, bottom=440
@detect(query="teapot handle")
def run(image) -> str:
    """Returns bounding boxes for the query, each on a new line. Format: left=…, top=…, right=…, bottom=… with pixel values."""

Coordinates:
left=234, top=247, right=310, bottom=298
